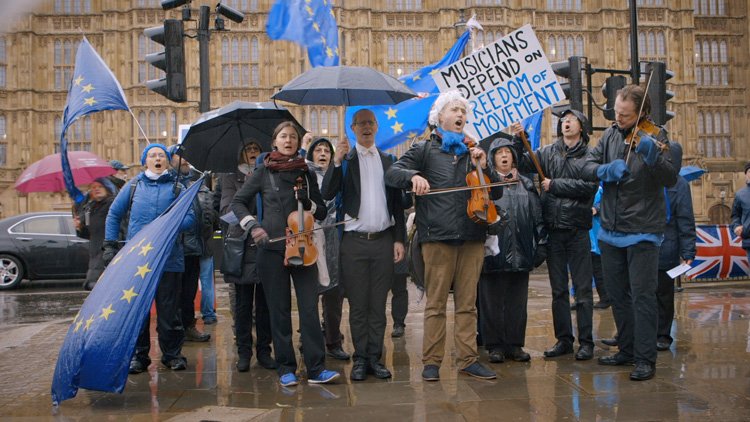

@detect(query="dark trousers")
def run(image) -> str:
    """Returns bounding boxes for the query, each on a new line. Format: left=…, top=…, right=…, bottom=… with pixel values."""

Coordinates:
left=599, top=241, right=659, bottom=364
left=591, top=252, right=609, bottom=303
left=656, top=270, right=675, bottom=344
left=133, top=271, right=184, bottom=363
left=478, top=271, right=529, bottom=352
left=340, top=230, right=394, bottom=363
left=257, top=248, right=325, bottom=378
left=391, top=273, right=408, bottom=328
left=547, top=229, right=593, bottom=346
left=180, top=256, right=201, bottom=329
left=321, top=286, right=344, bottom=350
left=235, top=282, right=273, bottom=359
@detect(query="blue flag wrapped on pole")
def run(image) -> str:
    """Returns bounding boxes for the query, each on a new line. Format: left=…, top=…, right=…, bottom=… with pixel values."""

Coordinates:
left=344, top=30, right=471, bottom=151
left=50, top=177, right=203, bottom=405
left=266, top=0, right=339, bottom=67
left=60, top=36, right=129, bottom=203
left=522, top=111, right=543, bottom=151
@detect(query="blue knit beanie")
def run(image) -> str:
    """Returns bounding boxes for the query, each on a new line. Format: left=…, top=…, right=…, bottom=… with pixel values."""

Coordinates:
left=141, top=143, right=171, bottom=165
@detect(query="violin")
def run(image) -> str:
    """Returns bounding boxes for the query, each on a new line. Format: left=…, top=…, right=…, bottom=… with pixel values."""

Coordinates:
left=625, top=117, right=669, bottom=165
left=464, top=139, right=498, bottom=225
left=284, top=176, right=318, bottom=267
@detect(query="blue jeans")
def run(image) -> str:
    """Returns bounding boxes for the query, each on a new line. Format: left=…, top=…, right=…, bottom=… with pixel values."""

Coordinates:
left=199, top=255, right=216, bottom=321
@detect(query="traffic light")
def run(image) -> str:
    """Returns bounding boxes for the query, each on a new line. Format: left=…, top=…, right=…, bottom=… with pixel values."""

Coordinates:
left=601, top=75, right=627, bottom=121
left=144, top=19, right=186, bottom=102
left=646, top=61, right=675, bottom=125
left=551, top=56, right=584, bottom=115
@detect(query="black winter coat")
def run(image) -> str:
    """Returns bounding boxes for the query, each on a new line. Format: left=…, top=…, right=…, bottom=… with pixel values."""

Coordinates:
left=581, top=124, right=678, bottom=234
left=732, top=184, right=750, bottom=249
left=76, top=195, right=114, bottom=284
left=220, top=171, right=259, bottom=284
left=514, top=136, right=598, bottom=230
left=385, top=131, right=502, bottom=244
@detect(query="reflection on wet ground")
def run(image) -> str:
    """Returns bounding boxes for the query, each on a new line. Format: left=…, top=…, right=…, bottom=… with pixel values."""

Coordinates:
left=0, top=275, right=749, bottom=421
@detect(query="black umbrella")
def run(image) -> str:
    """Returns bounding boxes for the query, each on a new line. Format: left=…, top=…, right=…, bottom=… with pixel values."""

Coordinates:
left=180, top=101, right=303, bottom=173
left=271, top=66, right=418, bottom=106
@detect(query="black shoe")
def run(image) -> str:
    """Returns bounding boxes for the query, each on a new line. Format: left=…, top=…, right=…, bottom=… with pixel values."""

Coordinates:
left=544, top=341, right=574, bottom=358
left=598, top=352, right=635, bottom=366
left=237, top=357, right=250, bottom=372
left=185, top=327, right=210, bottom=342
left=326, top=347, right=351, bottom=361
left=350, top=360, right=367, bottom=381
left=257, top=353, right=278, bottom=369
left=593, top=301, right=611, bottom=309
left=162, top=358, right=187, bottom=371
left=656, top=341, right=671, bottom=351
left=367, top=360, right=392, bottom=379
left=506, top=347, right=531, bottom=362
left=129, top=358, right=149, bottom=374
left=601, top=337, right=619, bottom=347
left=575, top=344, right=594, bottom=360
left=392, top=326, right=405, bottom=338
left=630, top=361, right=656, bottom=380
left=488, top=349, right=505, bottom=363
left=422, top=365, right=440, bottom=382
left=460, top=362, right=497, bottom=380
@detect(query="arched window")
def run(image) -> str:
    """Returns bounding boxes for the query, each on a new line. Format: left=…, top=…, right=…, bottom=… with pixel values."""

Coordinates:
left=321, top=110, right=329, bottom=134
left=718, top=0, right=725, bottom=14
left=251, top=66, right=258, bottom=86
left=311, top=110, right=319, bottom=134
left=416, top=37, right=423, bottom=60
left=55, top=0, right=62, bottom=12
left=657, top=32, right=665, bottom=56
left=138, top=112, right=146, bottom=137
left=720, top=41, right=727, bottom=62
left=64, top=40, right=72, bottom=64
left=696, top=67, right=702, bottom=86
left=647, top=32, right=655, bottom=55
left=697, top=112, right=704, bottom=134
left=251, top=38, right=258, bottom=61
left=705, top=112, right=713, bottom=133
left=55, top=40, right=62, bottom=63
left=711, top=41, right=719, bottom=62
left=638, top=32, right=646, bottom=55
left=232, top=37, right=239, bottom=61
left=148, top=111, right=156, bottom=137
left=55, top=117, right=62, bottom=140
left=331, top=110, right=339, bottom=134
left=406, top=36, right=413, bottom=60
left=388, top=37, right=395, bottom=60
left=84, top=116, right=92, bottom=139
left=241, top=38, right=249, bottom=61
left=549, top=36, right=556, bottom=60
left=159, top=111, right=167, bottom=137
left=723, top=112, right=730, bottom=133
left=702, top=40, right=709, bottom=62
left=171, top=112, right=177, bottom=137
left=557, top=36, right=565, bottom=58
left=222, top=38, right=230, bottom=61
left=709, top=0, right=716, bottom=14
left=0, top=115, right=6, bottom=137
left=576, top=36, right=584, bottom=55
left=566, top=36, right=574, bottom=57
left=714, top=112, right=721, bottom=134
left=397, top=37, right=404, bottom=60
left=694, top=41, right=700, bottom=63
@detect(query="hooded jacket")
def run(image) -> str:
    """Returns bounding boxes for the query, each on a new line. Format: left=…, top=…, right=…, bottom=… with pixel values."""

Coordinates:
left=385, top=131, right=502, bottom=244
left=731, top=181, right=750, bottom=249
left=513, top=109, right=598, bottom=230
left=483, top=138, right=547, bottom=273
left=581, top=121, right=678, bottom=234
left=658, top=142, right=697, bottom=270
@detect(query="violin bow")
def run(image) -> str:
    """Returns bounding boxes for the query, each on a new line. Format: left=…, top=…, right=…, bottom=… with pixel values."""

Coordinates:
left=406, top=180, right=518, bottom=196
left=625, top=68, right=655, bottom=165
left=268, top=218, right=358, bottom=243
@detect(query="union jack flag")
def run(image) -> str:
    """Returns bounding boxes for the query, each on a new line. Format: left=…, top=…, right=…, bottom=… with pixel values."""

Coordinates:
left=686, top=225, right=750, bottom=279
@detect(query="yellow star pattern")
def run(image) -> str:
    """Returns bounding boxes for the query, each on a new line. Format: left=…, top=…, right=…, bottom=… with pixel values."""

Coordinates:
left=413, top=74, right=422, bottom=81
left=135, top=263, right=152, bottom=279
left=84, top=314, right=95, bottom=330
left=313, top=22, right=320, bottom=32
left=330, top=9, right=335, bottom=18
left=335, top=46, right=339, bottom=55
left=83, top=97, right=98, bottom=107
left=391, top=121, right=404, bottom=134
left=384, top=107, right=398, bottom=120
left=100, top=304, right=115, bottom=321
left=429, top=68, right=440, bottom=76
left=74, top=319, right=84, bottom=332
left=81, top=83, right=95, bottom=93
left=74, top=75, right=84, bottom=86
left=111, top=254, right=122, bottom=265
left=321, top=35, right=327, bottom=46
left=407, top=131, right=418, bottom=139
left=121, top=286, right=139, bottom=304
left=305, top=6, right=313, bottom=15
left=138, top=242, right=154, bottom=257
left=129, top=237, right=146, bottom=253
left=326, top=47, right=333, bottom=58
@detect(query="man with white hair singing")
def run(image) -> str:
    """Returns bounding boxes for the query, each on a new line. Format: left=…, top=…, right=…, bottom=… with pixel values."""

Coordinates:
left=386, top=90, right=502, bottom=382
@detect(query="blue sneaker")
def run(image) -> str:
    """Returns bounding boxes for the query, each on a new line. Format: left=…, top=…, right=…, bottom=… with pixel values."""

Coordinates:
left=308, top=369, right=340, bottom=384
left=280, top=373, right=298, bottom=387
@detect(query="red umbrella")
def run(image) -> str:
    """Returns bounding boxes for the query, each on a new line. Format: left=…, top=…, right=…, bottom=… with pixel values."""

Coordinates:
left=14, top=151, right=116, bottom=194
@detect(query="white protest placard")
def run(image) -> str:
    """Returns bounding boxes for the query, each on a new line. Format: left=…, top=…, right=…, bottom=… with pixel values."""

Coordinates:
left=434, top=24, right=566, bottom=140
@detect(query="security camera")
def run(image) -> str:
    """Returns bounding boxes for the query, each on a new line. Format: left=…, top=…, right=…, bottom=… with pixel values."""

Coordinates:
left=161, top=0, right=189, bottom=11
left=215, top=2, right=244, bottom=23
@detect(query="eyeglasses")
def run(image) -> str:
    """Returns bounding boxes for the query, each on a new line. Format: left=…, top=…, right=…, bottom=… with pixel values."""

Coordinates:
left=561, top=116, right=578, bottom=123
left=354, top=120, right=378, bottom=127
left=244, top=145, right=261, bottom=152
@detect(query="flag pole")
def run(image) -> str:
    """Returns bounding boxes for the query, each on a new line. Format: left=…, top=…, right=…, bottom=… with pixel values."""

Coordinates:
left=128, top=109, right=150, bottom=143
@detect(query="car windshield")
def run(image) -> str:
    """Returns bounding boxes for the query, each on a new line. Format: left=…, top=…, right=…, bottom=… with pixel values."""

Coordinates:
left=10, top=216, right=63, bottom=235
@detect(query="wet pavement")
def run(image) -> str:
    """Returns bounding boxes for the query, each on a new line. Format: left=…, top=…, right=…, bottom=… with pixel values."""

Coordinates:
left=0, top=274, right=749, bottom=421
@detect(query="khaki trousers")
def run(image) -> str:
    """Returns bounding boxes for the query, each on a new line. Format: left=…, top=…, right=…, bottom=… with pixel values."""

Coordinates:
left=421, top=241, right=484, bottom=368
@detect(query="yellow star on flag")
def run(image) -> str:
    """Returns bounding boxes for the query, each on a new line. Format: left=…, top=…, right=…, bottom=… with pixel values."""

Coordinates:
left=321, top=35, right=327, bottom=46
left=313, top=22, right=320, bottom=32
left=111, top=254, right=122, bottom=265
left=74, top=75, right=84, bottom=86
left=121, top=286, right=139, bottom=304
left=84, top=314, right=95, bottom=330
left=335, top=46, right=339, bottom=55
left=139, top=242, right=154, bottom=257
left=413, top=74, right=422, bottom=81
left=100, top=304, right=115, bottom=321
left=327, top=47, right=334, bottom=58
left=384, top=107, right=398, bottom=120
left=81, top=83, right=95, bottom=93
left=135, top=263, right=152, bottom=279
left=305, top=6, right=314, bottom=15
left=83, top=97, right=98, bottom=107
left=429, top=68, right=440, bottom=76
left=74, top=319, right=84, bottom=332
left=129, top=237, right=146, bottom=253
left=330, top=9, right=335, bottom=18
left=391, top=121, right=404, bottom=134
left=407, top=131, right=418, bottom=138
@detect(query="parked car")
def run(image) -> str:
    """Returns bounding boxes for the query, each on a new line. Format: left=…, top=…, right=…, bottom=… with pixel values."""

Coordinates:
left=0, top=212, right=89, bottom=289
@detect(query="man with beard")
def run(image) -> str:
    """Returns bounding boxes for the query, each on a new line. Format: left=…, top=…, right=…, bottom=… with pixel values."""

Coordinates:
left=322, top=109, right=405, bottom=381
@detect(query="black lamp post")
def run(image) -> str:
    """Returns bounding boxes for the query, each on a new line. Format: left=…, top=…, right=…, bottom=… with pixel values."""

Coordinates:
left=455, top=9, right=467, bottom=39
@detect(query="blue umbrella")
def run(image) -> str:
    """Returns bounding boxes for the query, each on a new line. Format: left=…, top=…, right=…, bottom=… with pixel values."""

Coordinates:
left=680, top=165, right=707, bottom=183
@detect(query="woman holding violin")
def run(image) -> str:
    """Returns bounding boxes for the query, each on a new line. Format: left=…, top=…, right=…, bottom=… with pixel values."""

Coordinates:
left=231, top=121, right=340, bottom=387
left=581, top=84, right=678, bottom=382
left=385, top=90, right=502, bottom=382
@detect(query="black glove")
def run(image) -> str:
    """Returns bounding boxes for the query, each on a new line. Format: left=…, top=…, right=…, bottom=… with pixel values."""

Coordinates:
left=487, top=208, right=510, bottom=236
left=243, top=218, right=270, bottom=248
left=295, top=185, right=312, bottom=210
left=534, top=244, right=548, bottom=268
left=102, top=240, right=120, bottom=266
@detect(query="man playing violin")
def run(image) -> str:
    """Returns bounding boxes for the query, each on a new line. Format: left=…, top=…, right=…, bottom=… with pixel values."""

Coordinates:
left=321, top=109, right=406, bottom=381
left=581, top=84, right=678, bottom=381
left=511, top=108, right=599, bottom=362
left=385, top=90, right=501, bottom=382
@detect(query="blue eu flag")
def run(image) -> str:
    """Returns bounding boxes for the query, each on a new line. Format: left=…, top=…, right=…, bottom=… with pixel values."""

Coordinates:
left=60, top=36, right=129, bottom=203
left=522, top=111, right=543, bottom=151
left=344, top=30, right=471, bottom=151
left=266, top=0, right=339, bottom=67
left=50, top=177, right=203, bottom=405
